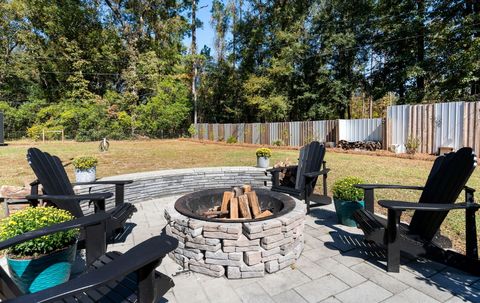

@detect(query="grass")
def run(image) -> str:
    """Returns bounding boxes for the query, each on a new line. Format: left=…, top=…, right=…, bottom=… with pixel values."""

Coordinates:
left=0, top=139, right=478, bottom=252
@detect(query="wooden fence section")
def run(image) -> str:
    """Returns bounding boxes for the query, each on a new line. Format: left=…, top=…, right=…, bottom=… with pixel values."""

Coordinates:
left=464, top=102, right=480, bottom=153
left=195, top=120, right=338, bottom=146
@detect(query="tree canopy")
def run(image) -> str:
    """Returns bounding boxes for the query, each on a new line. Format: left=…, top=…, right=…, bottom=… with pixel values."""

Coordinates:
left=0, top=0, right=479, bottom=140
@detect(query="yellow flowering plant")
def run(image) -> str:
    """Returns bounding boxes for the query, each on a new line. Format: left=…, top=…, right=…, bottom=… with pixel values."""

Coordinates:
left=256, top=148, right=272, bottom=158
left=72, top=156, right=98, bottom=170
left=0, top=207, right=79, bottom=258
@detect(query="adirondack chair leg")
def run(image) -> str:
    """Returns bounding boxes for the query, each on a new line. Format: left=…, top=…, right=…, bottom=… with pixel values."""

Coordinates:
left=84, top=219, right=107, bottom=267
left=464, top=187, right=478, bottom=259
left=93, top=198, right=106, bottom=213
left=465, top=208, right=478, bottom=259
left=364, top=188, right=375, bottom=213
left=115, top=184, right=125, bottom=207
left=386, top=209, right=401, bottom=272
left=305, top=185, right=310, bottom=214
left=138, top=260, right=161, bottom=303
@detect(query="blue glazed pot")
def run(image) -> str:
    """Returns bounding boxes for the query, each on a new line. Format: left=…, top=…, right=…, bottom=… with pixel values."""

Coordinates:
left=333, top=199, right=365, bottom=227
left=7, top=243, right=77, bottom=294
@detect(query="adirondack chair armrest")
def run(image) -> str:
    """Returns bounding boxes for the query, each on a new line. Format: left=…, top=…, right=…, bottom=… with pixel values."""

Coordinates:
left=355, top=184, right=424, bottom=190
left=72, top=180, right=133, bottom=186
left=378, top=200, right=480, bottom=211
left=26, top=192, right=113, bottom=202
left=304, top=169, right=330, bottom=178
left=8, top=233, right=179, bottom=303
left=0, top=213, right=110, bottom=251
left=266, top=165, right=298, bottom=173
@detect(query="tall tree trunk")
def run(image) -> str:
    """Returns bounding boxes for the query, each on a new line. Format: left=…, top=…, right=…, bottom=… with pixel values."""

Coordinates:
left=191, top=0, right=198, bottom=124
left=416, top=0, right=425, bottom=101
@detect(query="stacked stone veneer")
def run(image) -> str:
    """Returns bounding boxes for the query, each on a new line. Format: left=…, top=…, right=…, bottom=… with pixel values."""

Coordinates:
left=164, top=198, right=305, bottom=278
left=75, top=167, right=271, bottom=215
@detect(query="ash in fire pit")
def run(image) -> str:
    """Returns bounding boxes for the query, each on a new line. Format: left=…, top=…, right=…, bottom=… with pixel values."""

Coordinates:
left=166, top=187, right=305, bottom=279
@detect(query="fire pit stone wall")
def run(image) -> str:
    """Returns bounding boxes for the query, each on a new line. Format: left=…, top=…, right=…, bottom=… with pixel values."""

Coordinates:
left=164, top=196, right=305, bottom=278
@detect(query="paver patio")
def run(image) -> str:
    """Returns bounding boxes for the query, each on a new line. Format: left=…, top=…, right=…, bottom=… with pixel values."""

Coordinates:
left=107, top=195, right=480, bottom=303
left=12, top=193, right=474, bottom=303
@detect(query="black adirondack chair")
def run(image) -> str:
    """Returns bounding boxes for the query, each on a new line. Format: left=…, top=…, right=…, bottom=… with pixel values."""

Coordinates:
left=267, top=141, right=331, bottom=214
left=0, top=212, right=178, bottom=302
left=26, top=147, right=136, bottom=240
left=353, top=147, right=480, bottom=275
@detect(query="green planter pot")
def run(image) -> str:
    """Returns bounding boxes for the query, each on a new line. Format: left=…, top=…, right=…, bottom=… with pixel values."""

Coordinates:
left=7, top=243, right=77, bottom=294
left=333, top=199, right=365, bottom=227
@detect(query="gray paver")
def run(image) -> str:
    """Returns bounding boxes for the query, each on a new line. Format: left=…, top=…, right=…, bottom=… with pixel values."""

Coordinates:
left=295, top=256, right=329, bottom=279
left=272, top=290, right=308, bottom=303
left=235, top=283, right=275, bottom=303
left=201, top=277, right=242, bottom=303
left=382, top=288, right=440, bottom=303
left=350, top=262, right=408, bottom=294
left=258, top=268, right=311, bottom=296
left=317, top=257, right=366, bottom=287
left=335, top=281, right=392, bottom=303
left=318, top=297, right=342, bottom=303
left=90, top=196, right=480, bottom=303
left=294, top=275, right=349, bottom=303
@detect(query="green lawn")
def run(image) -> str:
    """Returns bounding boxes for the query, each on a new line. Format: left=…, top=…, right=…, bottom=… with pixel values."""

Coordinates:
left=0, top=139, right=478, bottom=252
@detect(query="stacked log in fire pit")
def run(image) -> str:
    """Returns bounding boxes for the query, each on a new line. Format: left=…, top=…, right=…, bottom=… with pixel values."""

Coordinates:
left=201, top=185, right=273, bottom=220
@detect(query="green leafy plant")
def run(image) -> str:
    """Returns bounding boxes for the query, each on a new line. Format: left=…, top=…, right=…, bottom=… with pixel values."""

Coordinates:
left=0, top=207, right=79, bottom=258
left=405, top=137, right=420, bottom=154
left=256, top=147, right=272, bottom=158
left=272, top=139, right=283, bottom=146
left=188, top=124, right=197, bottom=137
left=227, top=136, right=237, bottom=144
left=332, top=176, right=364, bottom=202
left=72, top=156, right=98, bottom=170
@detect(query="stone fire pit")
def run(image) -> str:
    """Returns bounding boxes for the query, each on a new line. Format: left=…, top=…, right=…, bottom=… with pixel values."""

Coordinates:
left=164, top=188, right=306, bottom=279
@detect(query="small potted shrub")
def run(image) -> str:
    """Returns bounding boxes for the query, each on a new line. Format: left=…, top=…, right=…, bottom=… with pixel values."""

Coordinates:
left=256, top=147, right=272, bottom=168
left=72, top=155, right=98, bottom=182
left=0, top=207, right=79, bottom=293
left=332, top=176, right=365, bottom=227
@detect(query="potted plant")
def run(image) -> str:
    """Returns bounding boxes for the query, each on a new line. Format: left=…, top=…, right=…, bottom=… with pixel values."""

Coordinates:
left=0, top=207, right=79, bottom=293
left=256, top=147, right=272, bottom=168
left=332, top=176, right=365, bottom=227
left=72, top=155, right=98, bottom=182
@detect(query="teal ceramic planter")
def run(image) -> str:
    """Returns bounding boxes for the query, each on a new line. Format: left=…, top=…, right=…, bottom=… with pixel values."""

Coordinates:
left=7, top=243, right=77, bottom=294
left=333, top=199, right=365, bottom=227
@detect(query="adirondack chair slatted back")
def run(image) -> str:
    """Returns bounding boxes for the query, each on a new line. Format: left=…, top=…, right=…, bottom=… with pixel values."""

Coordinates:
left=27, top=148, right=85, bottom=218
left=409, top=147, right=476, bottom=241
left=295, top=141, right=325, bottom=195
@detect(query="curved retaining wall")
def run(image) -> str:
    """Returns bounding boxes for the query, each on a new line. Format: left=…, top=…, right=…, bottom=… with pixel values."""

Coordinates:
left=75, top=167, right=271, bottom=215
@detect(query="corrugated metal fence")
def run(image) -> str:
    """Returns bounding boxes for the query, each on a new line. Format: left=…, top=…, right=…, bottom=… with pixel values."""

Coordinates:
left=195, top=101, right=480, bottom=154
left=387, top=101, right=479, bottom=154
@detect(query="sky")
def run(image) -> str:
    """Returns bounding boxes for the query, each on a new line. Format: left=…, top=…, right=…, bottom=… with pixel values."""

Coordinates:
left=183, top=1, right=216, bottom=53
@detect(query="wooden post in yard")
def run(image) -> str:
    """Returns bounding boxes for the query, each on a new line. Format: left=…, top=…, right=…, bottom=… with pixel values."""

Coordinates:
left=0, top=112, right=4, bottom=145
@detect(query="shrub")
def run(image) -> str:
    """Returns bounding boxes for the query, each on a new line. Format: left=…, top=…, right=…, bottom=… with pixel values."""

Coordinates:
left=27, top=125, right=43, bottom=141
left=72, top=156, right=98, bottom=170
left=227, top=136, right=237, bottom=144
left=332, top=176, right=364, bottom=202
left=256, top=147, right=272, bottom=158
left=405, top=137, right=420, bottom=154
left=188, top=124, right=197, bottom=137
left=272, top=139, right=283, bottom=146
left=0, top=207, right=79, bottom=258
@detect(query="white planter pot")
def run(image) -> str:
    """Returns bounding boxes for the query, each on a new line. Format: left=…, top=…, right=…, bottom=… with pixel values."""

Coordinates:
left=257, top=157, right=270, bottom=168
left=74, top=167, right=96, bottom=182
